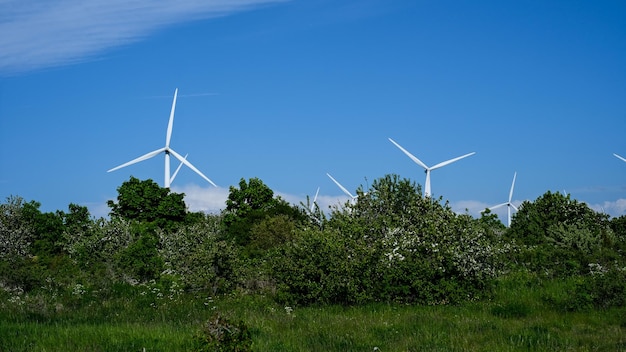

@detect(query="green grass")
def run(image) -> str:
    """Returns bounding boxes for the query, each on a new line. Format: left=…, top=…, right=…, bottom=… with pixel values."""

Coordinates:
left=1, top=277, right=625, bottom=351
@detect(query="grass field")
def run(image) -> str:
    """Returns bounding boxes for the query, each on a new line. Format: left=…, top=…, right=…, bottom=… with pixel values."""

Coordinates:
left=1, top=276, right=625, bottom=351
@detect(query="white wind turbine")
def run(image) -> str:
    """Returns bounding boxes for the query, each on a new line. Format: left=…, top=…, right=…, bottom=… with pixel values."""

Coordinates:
left=108, top=89, right=217, bottom=188
left=614, top=153, right=626, bottom=163
left=388, top=138, right=475, bottom=197
left=326, top=173, right=357, bottom=203
left=489, top=172, right=518, bottom=227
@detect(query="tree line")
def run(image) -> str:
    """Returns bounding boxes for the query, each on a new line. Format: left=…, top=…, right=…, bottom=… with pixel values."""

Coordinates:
left=1, top=174, right=625, bottom=308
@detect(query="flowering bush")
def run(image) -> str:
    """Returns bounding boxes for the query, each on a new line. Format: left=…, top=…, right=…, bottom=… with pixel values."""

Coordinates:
left=269, top=175, right=507, bottom=305
left=159, top=218, right=241, bottom=294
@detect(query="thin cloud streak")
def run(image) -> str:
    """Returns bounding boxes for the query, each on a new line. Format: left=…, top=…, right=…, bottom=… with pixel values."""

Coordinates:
left=0, top=0, right=287, bottom=74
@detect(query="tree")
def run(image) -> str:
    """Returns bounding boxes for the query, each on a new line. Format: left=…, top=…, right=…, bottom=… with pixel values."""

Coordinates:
left=107, top=176, right=187, bottom=228
left=222, top=178, right=305, bottom=248
left=507, top=191, right=615, bottom=277
left=0, top=196, right=34, bottom=262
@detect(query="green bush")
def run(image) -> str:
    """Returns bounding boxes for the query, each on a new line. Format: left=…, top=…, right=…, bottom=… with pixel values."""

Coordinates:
left=193, top=312, right=252, bottom=352
left=507, top=191, right=618, bottom=278
left=115, top=232, right=163, bottom=282
left=269, top=228, right=372, bottom=305
left=268, top=175, right=505, bottom=306
left=578, top=266, right=626, bottom=309
left=159, top=219, right=241, bottom=294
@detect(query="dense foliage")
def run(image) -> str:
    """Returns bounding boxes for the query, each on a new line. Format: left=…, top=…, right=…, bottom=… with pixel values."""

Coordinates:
left=1, top=175, right=625, bottom=315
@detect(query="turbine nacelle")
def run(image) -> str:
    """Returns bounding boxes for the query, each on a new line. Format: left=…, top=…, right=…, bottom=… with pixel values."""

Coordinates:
left=489, top=172, right=518, bottom=227
left=388, top=137, right=475, bottom=197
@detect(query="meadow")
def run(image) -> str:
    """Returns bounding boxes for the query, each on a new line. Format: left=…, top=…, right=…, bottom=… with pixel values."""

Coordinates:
left=1, top=275, right=625, bottom=351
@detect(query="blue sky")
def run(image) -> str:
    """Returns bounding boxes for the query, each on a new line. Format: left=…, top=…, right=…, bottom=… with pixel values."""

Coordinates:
left=1, top=0, right=625, bottom=221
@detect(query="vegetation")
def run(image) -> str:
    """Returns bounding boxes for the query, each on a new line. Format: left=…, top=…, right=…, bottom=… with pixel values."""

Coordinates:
left=1, top=175, right=625, bottom=350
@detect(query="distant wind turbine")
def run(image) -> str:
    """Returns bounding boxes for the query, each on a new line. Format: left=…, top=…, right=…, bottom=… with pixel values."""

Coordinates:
left=309, top=186, right=320, bottom=213
left=388, top=138, right=475, bottom=197
left=108, top=88, right=217, bottom=188
left=614, top=153, right=626, bottom=163
left=489, top=172, right=518, bottom=227
left=326, top=173, right=357, bottom=203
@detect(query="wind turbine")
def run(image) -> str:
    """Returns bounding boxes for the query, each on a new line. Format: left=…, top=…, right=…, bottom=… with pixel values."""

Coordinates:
left=108, top=89, right=217, bottom=188
left=388, top=138, right=475, bottom=197
left=614, top=153, right=626, bottom=163
left=326, top=173, right=357, bottom=203
left=489, top=172, right=518, bottom=227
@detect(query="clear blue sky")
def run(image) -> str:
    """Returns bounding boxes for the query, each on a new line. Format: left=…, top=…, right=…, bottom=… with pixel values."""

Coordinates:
left=1, top=0, right=625, bottom=221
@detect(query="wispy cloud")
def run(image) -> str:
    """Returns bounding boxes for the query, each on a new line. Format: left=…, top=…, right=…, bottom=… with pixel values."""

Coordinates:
left=0, top=0, right=286, bottom=74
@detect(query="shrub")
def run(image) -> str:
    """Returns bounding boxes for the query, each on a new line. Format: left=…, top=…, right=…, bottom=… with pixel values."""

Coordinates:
left=269, top=227, right=372, bottom=305
left=193, top=312, right=252, bottom=352
left=115, top=232, right=163, bottom=282
left=159, top=220, right=241, bottom=294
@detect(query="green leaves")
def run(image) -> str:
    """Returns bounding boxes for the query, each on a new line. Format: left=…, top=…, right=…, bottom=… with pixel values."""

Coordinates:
left=107, top=176, right=187, bottom=229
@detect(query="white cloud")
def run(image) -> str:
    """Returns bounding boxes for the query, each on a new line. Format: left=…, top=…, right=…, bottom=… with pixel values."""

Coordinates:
left=172, top=183, right=352, bottom=215
left=587, top=199, right=626, bottom=218
left=0, top=0, right=286, bottom=74
left=170, top=184, right=229, bottom=213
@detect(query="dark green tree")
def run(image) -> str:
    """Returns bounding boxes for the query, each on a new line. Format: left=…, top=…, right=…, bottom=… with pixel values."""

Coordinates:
left=222, top=178, right=305, bottom=249
left=477, top=208, right=506, bottom=239
left=507, top=191, right=615, bottom=277
left=107, top=176, right=187, bottom=229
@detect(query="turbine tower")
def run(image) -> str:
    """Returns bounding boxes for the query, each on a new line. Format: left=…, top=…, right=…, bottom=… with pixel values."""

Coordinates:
left=614, top=153, right=626, bottom=163
left=108, top=89, right=217, bottom=188
left=489, top=172, right=518, bottom=227
left=388, top=138, right=475, bottom=197
left=326, top=173, right=357, bottom=203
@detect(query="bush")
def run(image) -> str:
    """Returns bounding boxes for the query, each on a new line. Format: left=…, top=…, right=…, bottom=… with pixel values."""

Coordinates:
left=541, top=265, right=626, bottom=311
left=115, top=232, right=163, bottom=282
left=269, top=228, right=372, bottom=305
left=268, top=176, right=507, bottom=306
left=159, top=220, right=241, bottom=294
left=193, top=312, right=252, bottom=352
left=578, top=266, right=626, bottom=309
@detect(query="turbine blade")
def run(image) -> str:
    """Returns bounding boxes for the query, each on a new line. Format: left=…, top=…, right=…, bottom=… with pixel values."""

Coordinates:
left=313, top=186, right=320, bottom=204
left=489, top=202, right=508, bottom=210
left=430, top=152, right=476, bottom=170
left=511, top=203, right=519, bottom=211
left=311, top=186, right=320, bottom=212
left=614, top=153, right=626, bottom=162
left=508, top=172, right=517, bottom=202
left=170, top=153, right=188, bottom=183
left=388, top=138, right=429, bottom=170
left=169, top=149, right=217, bottom=187
left=107, top=147, right=166, bottom=172
left=165, top=88, right=178, bottom=148
left=326, top=173, right=355, bottom=198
